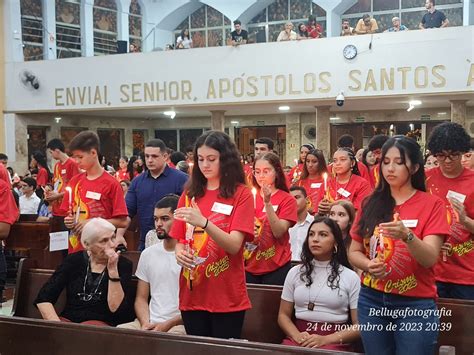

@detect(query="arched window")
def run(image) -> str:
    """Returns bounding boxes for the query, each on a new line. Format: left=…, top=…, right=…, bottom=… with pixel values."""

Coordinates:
left=174, top=4, right=231, bottom=49
left=247, top=0, right=326, bottom=43
left=56, top=0, right=81, bottom=58
left=20, top=0, right=43, bottom=61
left=129, top=0, right=142, bottom=52
left=93, top=0, right=118, bottom=55
left=342, top=0, right=463, bottom=32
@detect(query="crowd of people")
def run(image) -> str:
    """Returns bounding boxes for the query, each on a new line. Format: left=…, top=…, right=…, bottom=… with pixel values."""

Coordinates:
left=0, top=121, right=473, bottom=353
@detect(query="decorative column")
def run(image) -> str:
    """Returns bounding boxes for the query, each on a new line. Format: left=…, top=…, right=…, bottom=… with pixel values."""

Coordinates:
left=210, top=110, right=225, bottom=132
left=315, top=106, right=331, bottom=159
left=81, top=0, right=94, bottom=56
left=450, top=100, right=468, bottom=128
left=42, top=0, right=57, bottom=59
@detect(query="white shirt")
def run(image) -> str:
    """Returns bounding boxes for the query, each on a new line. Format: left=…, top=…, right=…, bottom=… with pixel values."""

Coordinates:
left=135, top=242, right=181, bottom=323
left=282, top=260, right=360, bottom=323
left=289, top=213, right=313, bottom=261
left=19, top=193, right=41, bottom=214
left=176, top=36, right=192, bottom=49
left=144, top=229, right=162, bottom=249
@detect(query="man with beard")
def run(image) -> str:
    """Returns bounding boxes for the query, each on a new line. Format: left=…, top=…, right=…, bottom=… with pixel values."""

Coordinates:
left=118, top=194, right=185, bottom=333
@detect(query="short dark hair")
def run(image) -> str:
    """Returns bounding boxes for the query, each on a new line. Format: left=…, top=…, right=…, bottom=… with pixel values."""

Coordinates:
left=255, top=137, right=274, bottom=150
left=470, top=138, right=474, bottom=150
left=47, top=138, right=65, bottom=152
left=430, top=0, right=435, bottom=6
left=0, top=153, right=8, bottom=161
left=363, top=14, right=371, bottom=20
left=69, top=131, right=100, bottom=153
left=23, top=177, right=37, bottom=189
left=368, top=134, right=389, bottom=152
left=427, top=122, right=471, bottom=154
left=290, top=185, right=307, bottom=198
left=233, top=19, right=241, bottom=26
left=170, top=151, right=186, bottom=166
left=155, top=194, right=179, bottom=212
left=145, top=139, right=167, bottom=152
left=342, top=19, right=350, bottom=24
left=185, top=145, right=194, bottom=153
left=337, top=134, right=354, bottom=149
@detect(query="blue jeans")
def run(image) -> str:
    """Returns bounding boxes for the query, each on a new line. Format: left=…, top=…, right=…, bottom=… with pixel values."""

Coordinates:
left=358, top=286, right=439, bottom=355
left=437, top=281, right=474, bottom=300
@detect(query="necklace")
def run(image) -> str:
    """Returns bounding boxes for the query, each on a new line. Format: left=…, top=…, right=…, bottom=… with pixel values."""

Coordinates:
left=307, top=265, right=330, bottom=311
left=77, top=259, right=106, bottom=302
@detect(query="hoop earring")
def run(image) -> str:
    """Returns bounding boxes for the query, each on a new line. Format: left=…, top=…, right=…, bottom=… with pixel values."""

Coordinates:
left=333, top=245, right=338, bottom=254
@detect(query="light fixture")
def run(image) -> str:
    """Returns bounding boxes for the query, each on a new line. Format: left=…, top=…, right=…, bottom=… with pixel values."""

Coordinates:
left=163, top=111, right=176, bottom=119
left=230, top=120, right=239, bottom=125
left=407, top=105, right=415, bottom=112
left=437, top=112, right=447, bottom=116
left=54, top=117, right=62, bottom=123
left=329, top=117, right=340, bottom=120
left=409, top=100, right=422, bottom=106
left=278, top=105, right=290, bottom=111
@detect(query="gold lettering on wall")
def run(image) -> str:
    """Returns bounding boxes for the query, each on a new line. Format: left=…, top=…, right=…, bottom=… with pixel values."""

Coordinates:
left=397, top=67, right=411, bottom=90
left=55, top=88, right=64, bottom=106
left=319, top=72, right=331, bottom=93
left=467, top=63, right=474, bottom=86
left=364, top=69, right=377, bottom=91
left=349, top=70, right=361, bottom=91
left=432, top=65, right=446, bottom=88
left=414, top=66, right=428, bottom=88
left=380, top=68, right=394, bottom=90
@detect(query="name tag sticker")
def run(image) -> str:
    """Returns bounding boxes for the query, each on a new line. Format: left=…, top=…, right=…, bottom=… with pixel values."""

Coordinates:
left=263, top=205, right=279, bottom=213
left=211, top=202, right=233, bottom=215
left=311, top=183, right=322, bottom=189
left=337, top=188, right=351, bottom=198
left=402, top=219, right=418, bottom=228
left=86, top=191, right=101, bottom=200
left=61, top=169, right=67, bottom=174
left=446, top=190, right=466, bottom=203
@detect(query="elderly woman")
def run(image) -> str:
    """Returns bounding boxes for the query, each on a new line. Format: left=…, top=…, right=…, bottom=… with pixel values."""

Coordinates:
left=34, top=218, right=133, bottom=326
left=277, top=22, right=298, bottom=41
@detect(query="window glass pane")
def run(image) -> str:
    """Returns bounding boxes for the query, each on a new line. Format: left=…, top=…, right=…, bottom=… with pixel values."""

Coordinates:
left=401, top=0, right=422, bottom=9
left=179, top=130, right=203, bottom=152
left=208, top=29, right=223, bottom=47
left=21, top=0, right=42, bottom=17
left=344, top=0, right=371, bottom=15
left=373, top=13, right=400, bottom=32
left=373, top=0, right=399, bottom=11
left=442, top=7, right=463, bottom=26
left=247, top=26, right=266, bottom=44
left=98, top=129, right=122, bottom=167
left=401, top=10, right=426, bottom=29
left=290, top=0, right=310, bottom=20
left=224, top=16, right=231, bottom=26
left=249, top=8, right=266, bottom=24
left=312, top=3, right=326, bottom=17
left=191, top=5, right=205, bottom=28
left=155, top=130, right=177, bottom=151
left=56, top=0, right=80, bottom=25
left=207, top=6, right=223, bottom=27
left=132, top=130, right=146, bottom=155
left=268, top=23, right=284, bottom=42
left=191, top=30, right=205, bottom=48
left=176, top=17, right=189, bottom=31
left=268, top=0, right=288, bottom=22
left=129, top=0, right=141, bottom=15
left=23, top=45, right=43, bottom=61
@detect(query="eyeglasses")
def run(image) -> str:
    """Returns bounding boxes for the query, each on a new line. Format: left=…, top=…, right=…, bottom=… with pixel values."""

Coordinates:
left=434, top=152, right=462, bottom=161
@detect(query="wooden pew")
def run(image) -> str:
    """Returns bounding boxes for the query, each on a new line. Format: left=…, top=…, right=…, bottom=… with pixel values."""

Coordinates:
left=0, top=316, right=357, bottom=355
left=12, top=262, right=474, bottom=354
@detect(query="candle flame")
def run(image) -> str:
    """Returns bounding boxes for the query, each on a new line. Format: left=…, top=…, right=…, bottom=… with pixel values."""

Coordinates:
left=251, top=187, right=257, bottom=196
left=65, top=186, right=72, bottom=192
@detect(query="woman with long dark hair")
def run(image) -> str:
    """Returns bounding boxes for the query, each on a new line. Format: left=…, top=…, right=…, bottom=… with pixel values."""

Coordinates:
left=171, top=130, right=253, bottom=339
left=278, top=216, right=360, bottom=350
left=329, top=200, right=356, bottom=251
left=349, top=136, right=450, bottom=354
left=297, top=149, right=328, bottom=214
left=287, top=144, right=314, bottom=185
left=176, top=28, right=193, bottom=49
left=126, top=156, right=143, bottom=181
left=245, top=152, right=297, bottom=285
left=31, top=151, right=52, bottom=198
left=318, top=147, right=371, bottom=215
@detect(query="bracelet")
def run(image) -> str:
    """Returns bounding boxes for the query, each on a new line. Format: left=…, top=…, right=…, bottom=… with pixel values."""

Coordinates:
left=109, top=277, right=121, bottom=282
left=202, top=219, right=209, bottom=229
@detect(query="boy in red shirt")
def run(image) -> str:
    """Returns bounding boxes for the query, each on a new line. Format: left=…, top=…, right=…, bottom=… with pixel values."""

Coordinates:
left=367, top=134, right=389, bottom=188
left=61, top=131, right=128, bottom=253
left=0, top=179, right=19, bottom=302
left=426, top=122, right=474, bottom=299
left=45, top=139, right=80, bottom=232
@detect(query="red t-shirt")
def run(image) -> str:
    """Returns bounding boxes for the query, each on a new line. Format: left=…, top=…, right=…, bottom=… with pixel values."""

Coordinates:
left=426, top=167, right=474, bottom=285
left=286, top=163, right=303, bottom=186
left=60, top=171, right=128, bottom=253
left=327, top=162, right=370, bottom=183
left=51, top=158, right=80, bottom=217
left=170, top=185, right=254, bottom=312
left=0, top=164, right=10, bottom=185
left=297, top=177, right=323, bottom=214
left=36, top=167, right=49, bottom=187
left=245, top=189, right=297, bottom=275
left=115, top=168, right=128, bottom=182
left=0, top=180, right=19, bottom=225
left=317, top=174, right=372, bottom=211
left=351, top=191, right=450, bottom=298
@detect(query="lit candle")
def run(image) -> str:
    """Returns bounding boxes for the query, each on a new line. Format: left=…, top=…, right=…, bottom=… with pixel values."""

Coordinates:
left=65, top=186, right=72, bottom=213
left=251, top=187, right=257, bottom=209
left=323, top=172, right=328, bottom=191
left=294, top=158, right=298, bottom=166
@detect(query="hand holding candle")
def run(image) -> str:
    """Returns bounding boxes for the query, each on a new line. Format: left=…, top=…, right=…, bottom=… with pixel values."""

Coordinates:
left=323, top=172, right=328, bottom=199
